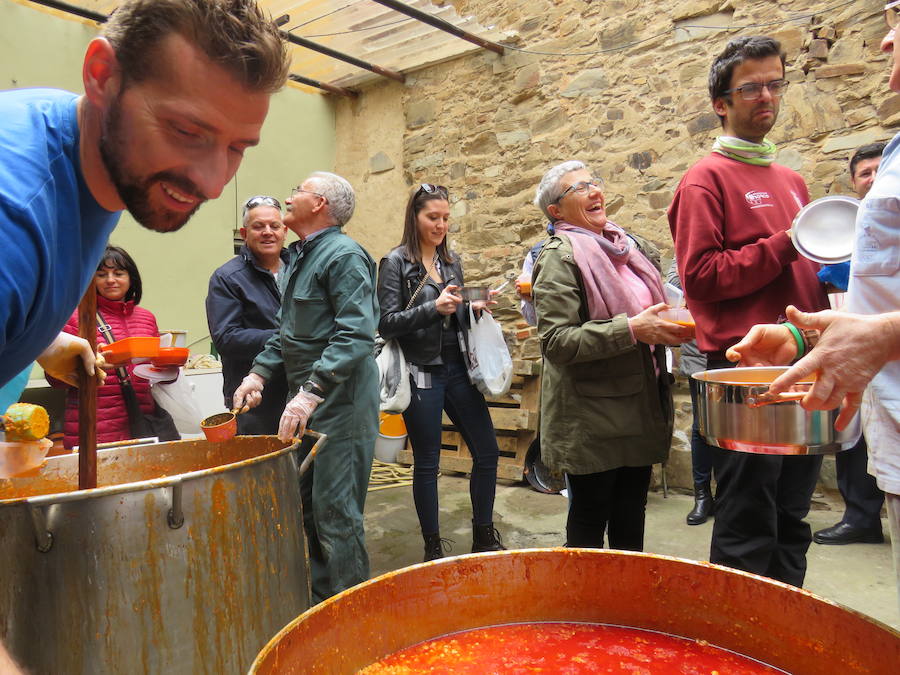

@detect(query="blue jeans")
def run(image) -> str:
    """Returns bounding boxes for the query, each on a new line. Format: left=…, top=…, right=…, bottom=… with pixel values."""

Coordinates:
left=403, top=356, right=500, bottom=535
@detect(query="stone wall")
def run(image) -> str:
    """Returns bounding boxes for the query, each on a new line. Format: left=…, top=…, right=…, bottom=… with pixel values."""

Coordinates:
left=334, top=0, right=893, bottom=487
left=339, top=0, right=894, bottom=340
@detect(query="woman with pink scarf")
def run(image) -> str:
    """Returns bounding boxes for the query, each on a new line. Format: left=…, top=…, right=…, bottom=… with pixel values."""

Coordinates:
left=532, top=160, right=694, bottom=550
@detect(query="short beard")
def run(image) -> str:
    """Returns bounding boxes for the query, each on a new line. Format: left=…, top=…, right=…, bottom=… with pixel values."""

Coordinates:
left=98, top=90, right=204, bottom=233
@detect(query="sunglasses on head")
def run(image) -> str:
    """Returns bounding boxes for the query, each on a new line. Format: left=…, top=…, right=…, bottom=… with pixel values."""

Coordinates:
left=417, top=183, right=449, bottom=199
left=243, top=195, right=282, bottom=213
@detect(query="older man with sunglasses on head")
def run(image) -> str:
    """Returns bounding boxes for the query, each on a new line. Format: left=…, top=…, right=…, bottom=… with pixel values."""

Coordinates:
left=667, top=36, right=830, bottom=588
left=206, top=195, right=290, bottom=435
left=728, top=2, right=900, bottom=610
left=233, top=172, right=379, bottom=604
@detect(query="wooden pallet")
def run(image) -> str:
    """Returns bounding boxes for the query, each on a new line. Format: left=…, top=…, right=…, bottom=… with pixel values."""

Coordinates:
left=397, top=360, right=541, bottom=481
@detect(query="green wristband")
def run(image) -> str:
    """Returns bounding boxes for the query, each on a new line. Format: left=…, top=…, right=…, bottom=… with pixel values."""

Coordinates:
left=783, top=321, right=806, bottom=359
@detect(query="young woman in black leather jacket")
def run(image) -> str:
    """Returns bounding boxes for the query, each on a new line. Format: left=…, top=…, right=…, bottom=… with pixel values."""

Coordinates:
left=377, top=184, right=505, bottom=562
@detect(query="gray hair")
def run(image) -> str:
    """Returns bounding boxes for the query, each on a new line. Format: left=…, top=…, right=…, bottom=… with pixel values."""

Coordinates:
left=307, top=171, right=356, bottom=227
left=241, top=195, right=282, bottom=228
left=534, top=160, right=586, bottom=220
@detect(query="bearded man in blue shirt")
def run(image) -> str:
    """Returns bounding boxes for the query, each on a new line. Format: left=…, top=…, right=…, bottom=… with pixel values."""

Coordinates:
left=0, top=0, right=289, bottom=407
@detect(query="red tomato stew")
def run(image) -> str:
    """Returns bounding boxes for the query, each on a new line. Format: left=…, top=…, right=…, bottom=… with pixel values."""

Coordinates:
left=359, top=622, right=785, bottom=674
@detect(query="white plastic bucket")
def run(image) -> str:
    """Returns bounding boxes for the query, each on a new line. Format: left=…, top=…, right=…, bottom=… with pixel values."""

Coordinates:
left=374, top=433, right=406, bottom=463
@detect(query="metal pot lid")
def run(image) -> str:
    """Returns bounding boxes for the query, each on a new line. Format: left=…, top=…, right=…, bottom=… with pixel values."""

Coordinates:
left=791, top=195, right=859, bottom=264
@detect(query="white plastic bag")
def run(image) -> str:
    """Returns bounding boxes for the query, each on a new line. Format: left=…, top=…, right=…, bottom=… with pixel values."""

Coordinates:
left=375, top=336, right=411, bottom=413
left=151, top=371, right=203, bottom=435
left=465, top=306, right=513, bottom=397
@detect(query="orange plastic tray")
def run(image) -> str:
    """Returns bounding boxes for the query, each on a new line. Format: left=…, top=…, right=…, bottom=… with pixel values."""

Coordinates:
left=101, top=337, right=160, bottom=365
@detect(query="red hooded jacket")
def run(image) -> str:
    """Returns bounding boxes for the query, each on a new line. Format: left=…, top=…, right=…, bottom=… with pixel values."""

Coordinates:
left=48, top=294, right=160, bottom=449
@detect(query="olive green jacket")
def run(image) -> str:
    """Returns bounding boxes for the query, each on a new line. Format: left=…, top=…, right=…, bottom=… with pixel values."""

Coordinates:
left=252, top=226, right=379, bottom=442
left=532, top=232, right=673, bottom=475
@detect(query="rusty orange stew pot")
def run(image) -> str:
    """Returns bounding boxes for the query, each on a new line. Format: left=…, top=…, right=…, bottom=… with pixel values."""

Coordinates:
left=250, top=549, right=900, bottom=675
left=0, top=435, right=322, bottom=674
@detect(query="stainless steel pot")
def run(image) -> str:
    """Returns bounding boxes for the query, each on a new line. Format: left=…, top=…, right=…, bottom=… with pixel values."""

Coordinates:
left=0, top=435, right=320, bottom=674
left=693, top=367, right=855, bottom=455
left=249, top=549, right=900, bottom=674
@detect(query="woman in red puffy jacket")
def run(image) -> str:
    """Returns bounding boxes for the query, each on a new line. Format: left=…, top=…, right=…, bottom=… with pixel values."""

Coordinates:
left=48, top=246, right=161, bottom=449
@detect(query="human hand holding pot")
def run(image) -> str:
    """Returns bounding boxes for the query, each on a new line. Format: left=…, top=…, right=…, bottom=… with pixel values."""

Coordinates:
left=37, top=332, right=100, bottom=387
left=768, top=305, right=900, bottom=431
left=278, top=389, right=323, bottom=443
left=233, top=372, right=266, bottom=411
left=435, top=284, right=462, bottom=315
left=726, top=324, right=797, bottom=367
left=628, top=303, right=694, bottom=346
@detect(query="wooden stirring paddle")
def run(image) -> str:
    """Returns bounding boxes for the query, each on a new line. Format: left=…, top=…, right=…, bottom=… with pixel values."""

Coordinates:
left=77, top=288, right=98, bottom=489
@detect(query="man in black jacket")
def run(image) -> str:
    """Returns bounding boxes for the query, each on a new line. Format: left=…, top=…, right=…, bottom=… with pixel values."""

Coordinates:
left=206, top=195, right=289, bottom=434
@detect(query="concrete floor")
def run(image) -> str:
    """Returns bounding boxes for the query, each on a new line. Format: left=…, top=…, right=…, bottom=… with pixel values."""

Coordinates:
left=363, top=473, right=899, bottom=631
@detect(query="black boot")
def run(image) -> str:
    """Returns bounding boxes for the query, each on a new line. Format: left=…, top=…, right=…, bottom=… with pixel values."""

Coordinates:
left=686, top=482, right=714, bottom=526
left=472, top=521, right=507, bottom=553
left=423, top=533, right=452, bottom=562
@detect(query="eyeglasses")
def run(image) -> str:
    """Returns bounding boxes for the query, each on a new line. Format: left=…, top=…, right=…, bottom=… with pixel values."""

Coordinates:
left=242, top=195, right=281, bottom=213
left=556, top=178, right=604, bottom=202
left=416, top=183, right=449, bottom=198
left=887, top=1, right=900, bottom=29
left=723, top=79, right=790, bottom=101
left=247, top=220, right=283, bottom=232
left=290, top=185, right=327, bottom=201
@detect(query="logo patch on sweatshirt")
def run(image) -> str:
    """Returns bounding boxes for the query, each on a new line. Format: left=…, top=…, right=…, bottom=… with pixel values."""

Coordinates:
left=745, top=190, right=773, bottom=209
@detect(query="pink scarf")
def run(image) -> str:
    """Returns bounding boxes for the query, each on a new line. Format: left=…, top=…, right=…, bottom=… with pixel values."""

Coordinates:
left=554, top=221, right=665, bottom=320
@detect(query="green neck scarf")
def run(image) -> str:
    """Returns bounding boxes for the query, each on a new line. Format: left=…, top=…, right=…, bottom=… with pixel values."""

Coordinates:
left=712, top=136, right=777, bottom=166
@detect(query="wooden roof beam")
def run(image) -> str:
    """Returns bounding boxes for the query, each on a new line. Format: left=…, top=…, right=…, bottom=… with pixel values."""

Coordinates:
left=369, top=0, right=504, bottom=56
left=26, top=2, right=372, bottom=94
left=281, top=31, right=406, bottom=83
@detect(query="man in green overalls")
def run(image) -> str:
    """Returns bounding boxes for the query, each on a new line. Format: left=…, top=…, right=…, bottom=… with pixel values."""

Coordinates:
left=234, top=171, right=378, bottom=603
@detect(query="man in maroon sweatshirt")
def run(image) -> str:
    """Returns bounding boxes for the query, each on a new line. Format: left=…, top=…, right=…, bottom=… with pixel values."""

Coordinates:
left=668, top=36, right=829, bottom=587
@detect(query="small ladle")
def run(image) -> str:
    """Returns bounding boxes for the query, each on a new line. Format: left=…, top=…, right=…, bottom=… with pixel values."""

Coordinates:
left=199, top=407, right=248, bottom=443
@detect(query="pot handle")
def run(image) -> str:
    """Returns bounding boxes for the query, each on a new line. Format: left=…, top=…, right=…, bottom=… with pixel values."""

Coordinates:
left=29, top=505, right=53, bottom=553
left=746, top=391, right=807, bottom=408
left=297, top=430, right=328, bottom=476
left=167, top=480, right=184, bottom=529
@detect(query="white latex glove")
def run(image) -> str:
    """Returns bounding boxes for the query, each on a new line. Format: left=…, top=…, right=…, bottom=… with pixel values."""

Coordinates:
left=37, top=332, right=97, bottom=387
left=278, top=389, right=323, bottom=443
left=233, top=373, right=266, bottom=411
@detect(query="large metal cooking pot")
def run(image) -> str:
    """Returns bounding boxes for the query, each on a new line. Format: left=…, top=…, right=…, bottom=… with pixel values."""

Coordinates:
left=250, top=549, right=900, bottom=674
left=693, top=366, right=855, bottom=454
left=0, top=435, right=317, bottom=674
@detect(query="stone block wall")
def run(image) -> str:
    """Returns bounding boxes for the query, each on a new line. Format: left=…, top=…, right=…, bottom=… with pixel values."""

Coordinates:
left=339, top=0, right=894, bottom=336
left=334, top=0, right=894, bottom=486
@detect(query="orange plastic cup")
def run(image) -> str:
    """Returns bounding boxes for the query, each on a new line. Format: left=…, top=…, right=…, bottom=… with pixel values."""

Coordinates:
left=200, top=412, right=237, bottom=443
left=660, top=308, right=695, bottom=328
left=517, top=280, right=532, bottom=295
